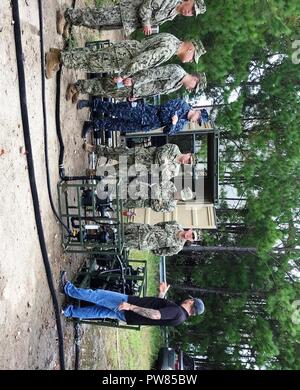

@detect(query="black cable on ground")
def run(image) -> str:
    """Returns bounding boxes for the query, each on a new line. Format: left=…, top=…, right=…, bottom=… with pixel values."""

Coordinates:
left=74, top=321, right=81, bottom=370
left=12, top=0, right=65, bottom=370
left=55, top=67, right=66, bottom=180
left=53, top=0, right=84, bottom=370
left=37, top=0, right=71, bottom=234
left=55, top=68, right=103, bottom=182
left=54, top=0, right=82, bottom=181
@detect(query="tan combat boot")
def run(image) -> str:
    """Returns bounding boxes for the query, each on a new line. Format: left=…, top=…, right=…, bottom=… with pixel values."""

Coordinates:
left=63, top=23, right=70, bottom=39
left=57, top=10, right=66, bottom=34
left=66, top=83, right=79, bottom=102
left=83, top=143, right=96, bottom=153
left=86, top=168, right=97, bottom=177
left=45, top=49, right=61, bottom=79
left=57, top=10, right=70, bottom=39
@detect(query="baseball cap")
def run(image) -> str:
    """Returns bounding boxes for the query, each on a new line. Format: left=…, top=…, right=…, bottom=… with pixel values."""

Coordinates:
left=193, top=298, right=205, bottom=315
left=188, top=295, right=205, bottom=315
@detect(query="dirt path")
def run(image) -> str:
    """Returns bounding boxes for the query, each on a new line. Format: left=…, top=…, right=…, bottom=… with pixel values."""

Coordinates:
left=0, top=0, right=123, bottom=370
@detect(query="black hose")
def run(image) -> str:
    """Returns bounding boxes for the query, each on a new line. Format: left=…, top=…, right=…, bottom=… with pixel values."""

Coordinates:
left=54, top=0, right=83, bottom=371
left=61, top=175, right=104, bottom=182
left=12, top=0, right=65, bottom=370
left=55, top=67, right=66, bottom=180
left=74, top=321, right=81, bottom=370
left=54, top=0, right=90, bottom=182
left=37, top=0, right=71, bottom=234
left=55, top=62, right=103, bottom=183
left=68, top=0, right=84, bottom=370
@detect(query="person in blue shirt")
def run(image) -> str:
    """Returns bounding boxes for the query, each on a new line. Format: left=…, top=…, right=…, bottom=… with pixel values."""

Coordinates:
left=79, top=98, right=209, bottom=138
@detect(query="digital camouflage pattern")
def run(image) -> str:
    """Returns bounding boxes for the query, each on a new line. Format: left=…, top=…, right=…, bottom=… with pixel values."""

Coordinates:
left=61, top=33, right=181, bottom=76
left=193, top=0, right=207, bottom=16
left=94, top=143, right=182, bottom=180
left=123, top=221, right=186, bottom=255
left=128, top=0, right=206, bottom=34
left=122, top=180, right=177, bottom=212
left=93, top=100, right=161, bottom=133
left=75, top=64, right=187, bottom=99
left=64, top=0, right=183, bottom=36
left=123, top=0, right=182, bottom=36
left=64, top=6, right=123, bottom=29
left=61, top=40, right=141, bottom=75
left=91, top=98, right=191, bottom=134
left=154, top=98, right=191, bottom=134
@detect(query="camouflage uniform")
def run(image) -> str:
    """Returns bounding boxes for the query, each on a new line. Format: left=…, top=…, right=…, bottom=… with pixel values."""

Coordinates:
left=64, top=6, right=123, bottom=30
left=92, top=98, right=191, bottom=134
left=124, top=221, right=186, bottom=255
left=122, top=180, right=177, bottom=212
left=94, top=143, right=182, bottom=180
left=64, top=0, right=183, bottom=37
left=61, top=33, right=181, bottom=76
left=75, top=64, right=187, bottom=99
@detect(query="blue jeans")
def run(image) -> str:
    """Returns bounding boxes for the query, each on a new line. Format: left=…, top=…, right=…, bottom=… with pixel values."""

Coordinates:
left=63, top=281, right=128, bottom=321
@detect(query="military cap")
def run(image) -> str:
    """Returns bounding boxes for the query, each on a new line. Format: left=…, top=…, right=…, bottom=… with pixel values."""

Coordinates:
left=180, top=187, right=194, bottom=201
left=192, top=228, right=202, bottom=241
left=193, top=153, right=202, bottom=165
left=194, top=72, right=207, bottom=94
left=191, top=39, right=206, bottom=63
left=190, top=153, right=198, bottom=166
left=194, top=0, right=207, bottom=16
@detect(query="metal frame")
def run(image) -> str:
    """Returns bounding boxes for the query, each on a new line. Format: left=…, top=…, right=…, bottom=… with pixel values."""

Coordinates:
left=124, top=119, right=218, bottom=139
left=58, top=176, right=148, bottom=330
left=57, top=178, right=124, bottom=254
left=70, top=255, right=148, bottom=331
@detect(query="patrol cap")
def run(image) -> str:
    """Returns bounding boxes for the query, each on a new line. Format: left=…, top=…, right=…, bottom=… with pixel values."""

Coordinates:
left=194, top=0, right=207, bottom=16
left=191, top=39, right=206, bottom=63
left=192, top=230, right=198, bottom=241
left=180, top=187, right=194, bottom=201
left=190, top=153, right=196, bottom=166
left=190, top=153, right=203, bottom=166
left=192, top=228, right=202, bottom=242
left=194, top=72, right=207, bottom=94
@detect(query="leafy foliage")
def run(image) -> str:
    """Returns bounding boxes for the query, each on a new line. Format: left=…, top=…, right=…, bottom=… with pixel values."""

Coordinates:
left=164, top=0, right=300, bottom=370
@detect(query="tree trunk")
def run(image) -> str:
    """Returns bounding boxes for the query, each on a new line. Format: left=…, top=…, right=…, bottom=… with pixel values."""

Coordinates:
left=171, top=285, right=265, bottom=297
left=182, top=246, right=257, bottom=253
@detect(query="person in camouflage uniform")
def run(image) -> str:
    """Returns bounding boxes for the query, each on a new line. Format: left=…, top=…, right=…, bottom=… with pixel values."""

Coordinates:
left=84, top=143, right=193, bottom=180
left=80, top=98, right=207, bottom=137
left=45, top=33, right=206, bottom=79
left=57, top=0, right=207, bottom=38
left=65, top=64, right=207, bottom=103
left=119, top=181, right=194, bottom=212
left=123, top=221, right=198, bottom=256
